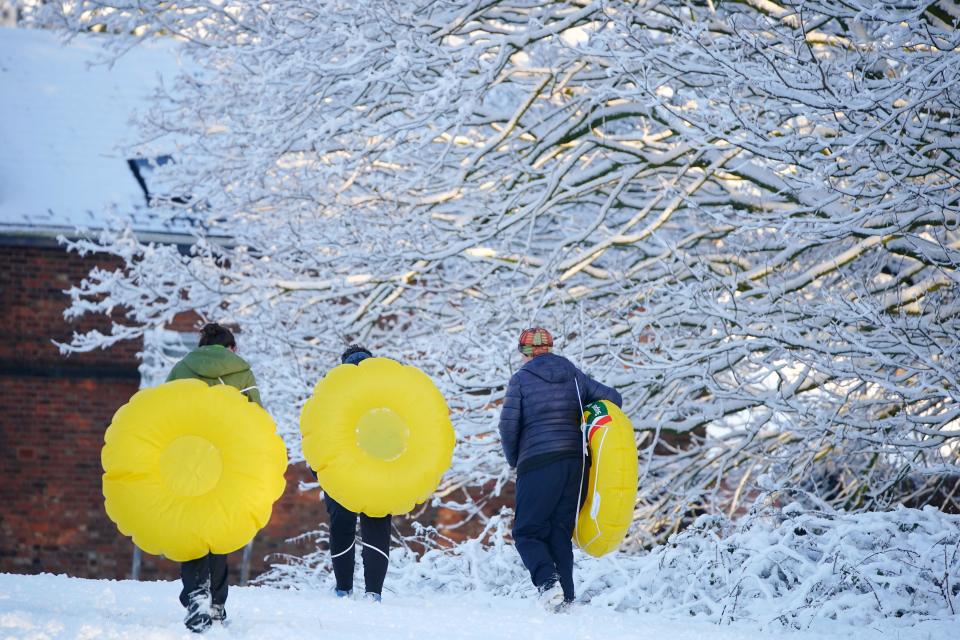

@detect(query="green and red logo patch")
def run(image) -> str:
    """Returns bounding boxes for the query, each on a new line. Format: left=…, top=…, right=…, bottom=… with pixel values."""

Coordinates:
left=583, top=401, right=613, bottom=443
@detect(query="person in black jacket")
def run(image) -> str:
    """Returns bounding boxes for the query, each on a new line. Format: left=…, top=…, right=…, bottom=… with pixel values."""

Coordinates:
left=321, top=345, right=392, bottom=602
left=498, top=327, right=622, bottom=611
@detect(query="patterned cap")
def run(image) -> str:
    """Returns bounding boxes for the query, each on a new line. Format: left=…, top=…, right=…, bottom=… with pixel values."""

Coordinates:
left=518, top=327, right=553, bottom=357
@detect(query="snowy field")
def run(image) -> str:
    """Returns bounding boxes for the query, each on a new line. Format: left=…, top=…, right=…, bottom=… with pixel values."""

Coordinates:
left=0, top=573, right=955, bottom=640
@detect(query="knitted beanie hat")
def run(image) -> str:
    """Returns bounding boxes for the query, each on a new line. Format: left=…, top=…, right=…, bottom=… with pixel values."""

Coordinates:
left=517, top=327, right=553, bottom=357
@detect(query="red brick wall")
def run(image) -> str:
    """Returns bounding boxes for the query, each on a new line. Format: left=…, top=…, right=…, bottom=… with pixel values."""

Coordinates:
left=1, top=244, right=129, bottom=575
left=0, top=242, right=336, bottom=580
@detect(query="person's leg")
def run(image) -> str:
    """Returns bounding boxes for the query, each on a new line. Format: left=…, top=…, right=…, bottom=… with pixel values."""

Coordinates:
left=513, top=464, right=565, bottom=589
left=180, top=554, right=213, bottom=632
left=547, top=458, right=585, bottom=601
left=359, top=513, right=391, bottom=596
left=209, top=553, right=229, bottom=621
left=325, top=492, right=359, bottom=593
left=180, top=554, right=211, bottom=608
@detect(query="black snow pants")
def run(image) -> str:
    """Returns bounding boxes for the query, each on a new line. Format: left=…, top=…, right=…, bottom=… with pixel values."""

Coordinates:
left=513, top=457, right=587, bottom=601
left=180, top=553, right=229, bottom=611
left=325, top=493, right=392, bottom=595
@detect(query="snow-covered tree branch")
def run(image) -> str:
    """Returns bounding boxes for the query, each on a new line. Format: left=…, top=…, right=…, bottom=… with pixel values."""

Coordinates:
left=32, top=0, right=960, bottom=543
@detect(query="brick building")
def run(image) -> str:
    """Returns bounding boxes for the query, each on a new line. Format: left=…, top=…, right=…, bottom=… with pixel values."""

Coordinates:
left=0, top=26, right=331, bottom=582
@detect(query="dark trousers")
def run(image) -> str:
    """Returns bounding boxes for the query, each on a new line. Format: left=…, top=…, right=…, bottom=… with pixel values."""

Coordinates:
left=180, top=553, right=229, bottom=610
left=513, top=457, right=586, bottom=601
left=325, top=493, right=392, bottom=595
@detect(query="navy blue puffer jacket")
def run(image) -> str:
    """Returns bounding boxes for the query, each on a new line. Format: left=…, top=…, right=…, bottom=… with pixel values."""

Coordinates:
left=498, top=352, right=622, bottom=469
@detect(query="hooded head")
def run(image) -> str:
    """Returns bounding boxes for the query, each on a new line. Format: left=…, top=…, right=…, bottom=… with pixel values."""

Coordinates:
left=341, top=344, right=373, bottom=366
left=199, top=323, right=236, bottom=350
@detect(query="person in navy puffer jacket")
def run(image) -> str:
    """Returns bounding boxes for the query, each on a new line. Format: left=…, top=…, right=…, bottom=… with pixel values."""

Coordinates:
left=498, top=327, right=622, bottom=611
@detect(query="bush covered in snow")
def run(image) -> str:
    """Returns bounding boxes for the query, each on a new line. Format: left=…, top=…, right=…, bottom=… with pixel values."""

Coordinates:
left=602, top=493, right=960, bottom=627
left=260, top=492, right=959, bottom=628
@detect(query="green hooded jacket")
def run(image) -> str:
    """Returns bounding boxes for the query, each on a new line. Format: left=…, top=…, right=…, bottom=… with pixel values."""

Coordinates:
left=165, top=344, right=262, bottom=406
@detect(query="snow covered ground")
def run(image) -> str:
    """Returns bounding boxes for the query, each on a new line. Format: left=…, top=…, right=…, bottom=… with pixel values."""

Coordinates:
left=0, top=573, right=955, bottom=640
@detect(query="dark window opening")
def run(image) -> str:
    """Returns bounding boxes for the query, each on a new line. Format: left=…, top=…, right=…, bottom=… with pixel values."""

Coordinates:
left=127, top=155, right=190, bottom=206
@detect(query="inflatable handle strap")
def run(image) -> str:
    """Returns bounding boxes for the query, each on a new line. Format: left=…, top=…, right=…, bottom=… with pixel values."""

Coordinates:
left=589, top=427, right=609, bottom=520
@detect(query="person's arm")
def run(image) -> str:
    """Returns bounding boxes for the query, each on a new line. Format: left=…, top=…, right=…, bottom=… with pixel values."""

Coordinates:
left=497, top=375, right=523, bottom=468
left=577, top=369, right=622, bottom=408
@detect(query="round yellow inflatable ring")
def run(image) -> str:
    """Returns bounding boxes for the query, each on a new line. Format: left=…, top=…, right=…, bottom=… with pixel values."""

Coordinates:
left=300, top=357, right=455, bottom=517
left=101, top=379, right=288, bottom=562
left=574, top=400, right=638, bottom=557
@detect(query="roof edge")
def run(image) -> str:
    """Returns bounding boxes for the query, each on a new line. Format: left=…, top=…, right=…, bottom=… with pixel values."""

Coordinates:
left=0, top=224, right=232, bottom=250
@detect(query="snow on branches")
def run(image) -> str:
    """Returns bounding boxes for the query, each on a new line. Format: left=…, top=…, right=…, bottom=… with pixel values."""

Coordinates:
left=30, top=1, right=960, bottom=540
left=616, top=491, right=960, bottom=626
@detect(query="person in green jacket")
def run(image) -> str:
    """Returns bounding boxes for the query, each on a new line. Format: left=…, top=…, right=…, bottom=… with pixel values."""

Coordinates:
left=167, top=324, right=261, bottom=406
left=166, top=322, right=260, bottom=633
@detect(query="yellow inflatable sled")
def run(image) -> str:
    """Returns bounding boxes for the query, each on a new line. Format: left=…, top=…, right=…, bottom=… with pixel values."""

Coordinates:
left=574, top=400, right=638, bottom=557
left=101, top=379, right=287, bottom=562
left=300, top=357, right=455, bottom=517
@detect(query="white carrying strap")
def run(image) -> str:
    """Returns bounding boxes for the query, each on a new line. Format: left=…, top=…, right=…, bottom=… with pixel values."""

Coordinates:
left=361, top=540, right=390, bottom=561
left=320, top=488, right=391, bottom=564
left=573, top=378, right=604, bottom=550
left=330, top=538, right=389, bottom=562
left=573, top=378, right=588, bottom=546
left=218, top=376, right=257, bottom=395
left=330, top=539, right=355, bottom=559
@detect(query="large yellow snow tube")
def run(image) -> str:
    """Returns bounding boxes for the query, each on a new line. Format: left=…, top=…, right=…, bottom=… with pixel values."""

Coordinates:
left=300, top=357, right=455, bottom=517
left=101, top=379, right=288, bottom=562
left=574, top=400, right=638, bottom=557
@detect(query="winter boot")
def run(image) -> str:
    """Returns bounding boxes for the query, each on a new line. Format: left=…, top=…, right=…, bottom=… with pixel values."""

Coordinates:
left=536, top=575, right=564, bottom=610
left=184, top=605, right=212, bottom=634
left=210, top=604, right=227, bottom=625
left=363, top=592, right=382, bottom=603
left=334, top=588, right=353, bottom=598
left=554, top=598, right=576, bottom=614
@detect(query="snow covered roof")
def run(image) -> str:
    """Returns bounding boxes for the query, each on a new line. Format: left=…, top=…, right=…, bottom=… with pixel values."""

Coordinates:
left=0, top=26, right=195, bottom=243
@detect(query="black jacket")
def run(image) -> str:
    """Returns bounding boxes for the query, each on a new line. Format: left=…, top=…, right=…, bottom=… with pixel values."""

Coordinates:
left=498, top=353, right=622, bottom=469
